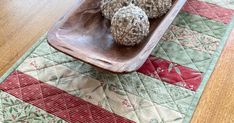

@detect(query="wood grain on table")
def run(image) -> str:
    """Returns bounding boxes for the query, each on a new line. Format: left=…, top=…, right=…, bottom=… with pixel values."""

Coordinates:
left=0, top=1, right=233, bottom=123
left=0, top=0, right=76, bottom=75
left=191, top=29, right=234, bottom=123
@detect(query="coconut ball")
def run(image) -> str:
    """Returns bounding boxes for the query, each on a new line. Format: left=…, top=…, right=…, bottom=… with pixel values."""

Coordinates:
left=133, top=0, right=172, bottom=18
left=101, top=0, right=134, bottom=20
left=111, top=4, right=150, bottom=46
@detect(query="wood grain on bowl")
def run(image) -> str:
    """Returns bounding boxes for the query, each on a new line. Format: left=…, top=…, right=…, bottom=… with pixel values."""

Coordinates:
left=47, top=0, right=187, bottom=73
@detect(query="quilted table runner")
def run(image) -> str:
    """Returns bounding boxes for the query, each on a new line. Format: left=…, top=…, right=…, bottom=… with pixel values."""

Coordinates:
left=0, top=0, right=234, bottom=123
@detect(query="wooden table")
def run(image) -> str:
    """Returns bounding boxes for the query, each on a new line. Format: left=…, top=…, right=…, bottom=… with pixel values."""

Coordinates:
left=0, top=0, right=233, bottom=122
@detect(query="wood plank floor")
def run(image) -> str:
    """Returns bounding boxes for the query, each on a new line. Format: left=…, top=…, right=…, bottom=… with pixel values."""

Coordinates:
left=0, top=1, right=233, bottom=122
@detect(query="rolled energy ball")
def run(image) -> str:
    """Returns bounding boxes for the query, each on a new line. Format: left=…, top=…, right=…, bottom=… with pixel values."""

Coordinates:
left=111, top=4, right=150, bottom=46
left=133, top=0, right=172, bottom=18
left=100, top=0, right=134, bottom=20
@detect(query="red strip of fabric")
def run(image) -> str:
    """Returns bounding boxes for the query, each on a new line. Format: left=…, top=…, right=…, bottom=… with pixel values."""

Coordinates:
left=138, top=56, right=203, bottom=91
left=182, top=0, right=234, bottom=24
left=0, top=71, right=135, bottom=123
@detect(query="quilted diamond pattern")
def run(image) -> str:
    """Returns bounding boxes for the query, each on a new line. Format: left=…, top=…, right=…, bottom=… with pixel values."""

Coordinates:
left=153, top=40, right=200, bottom=71
left=173, top=12, right=227, bottom=39
left=10, top=10, right=229, bottom=122
left=163, top=25, right=220, bottom=54
left=157, top=28, right=213, bottom=73
left=184, top=0, right=234, bottom=24
left=151, top=12, right=227, bottom=74
left=0, top=91, right=66, bottom=122
left=21, top=84, right=43, bottom=102
left=165, top=83, right=195, bottom=113
left=44, top=94, right=67, bottom=113
left=76, top=63, right=182, bottom=112
left=138, top=57, right=203, bottom=91
left=1, top=0, right=233, bottom=122
left=0, top=71, right=135, bottom=123
left=15, top=46, right=186, bottom=122
left=18, top=72, right=40, bottom=87
left=21, top=47, right=192, bottom=116
left=40, top=83, right=65, bottom=97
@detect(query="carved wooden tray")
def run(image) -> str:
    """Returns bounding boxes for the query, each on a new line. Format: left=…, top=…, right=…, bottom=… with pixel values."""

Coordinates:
left=48, top=0, right=187, bottom=73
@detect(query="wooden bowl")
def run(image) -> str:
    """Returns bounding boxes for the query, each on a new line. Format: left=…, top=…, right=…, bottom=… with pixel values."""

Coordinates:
left=48, top=0, right=187, bottom=73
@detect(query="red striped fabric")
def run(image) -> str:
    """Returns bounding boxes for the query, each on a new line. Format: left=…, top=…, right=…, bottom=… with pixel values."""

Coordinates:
left=138, top=56, right=203, bottom=91
left=182, top=0, right=234, bottom=24
left=0, top=71, right=135, bottom=123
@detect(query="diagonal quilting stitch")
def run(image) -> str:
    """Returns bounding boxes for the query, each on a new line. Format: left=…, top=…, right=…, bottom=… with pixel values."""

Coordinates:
left=183, top=0, right=234, bottom=24
left=165, top=25, right=219, bottom=55
left=89, top=72, right=141, bottom=122
left=176, top=12, right=227, bottom=39
left=32, top=61, right=141, bottom=122
left=0, top=0, right=233, bottom=122
left=166, top=27, right=213, bottom=70
left=164, top=13, right=226, bottom=72
left=118, top=72, right=178, bottom=111
left=0, top=81, right=66, bottom=122
left=19, top=46, right=185, bottom=122
left=27, top=11, right=227, bottom=120
left=115, top=73, right=183, bottom=122
left=115, top=75, right=157, bottom=122
left=5, top=4, right=230, bottom=122
left=134, top=73, right=183, bottom=113
left=98, top=70, right=182, bottom=122
left=163, top=83, right=195, bottom=114
left=145, top=39, right=205, bottom=113
left=157, top=40, right=200, bottom=72
left=141, top=57, right=203, bottom=91
left=0, top=71, right=136, bottom=123
left=138, top=59, right=196, bottom=114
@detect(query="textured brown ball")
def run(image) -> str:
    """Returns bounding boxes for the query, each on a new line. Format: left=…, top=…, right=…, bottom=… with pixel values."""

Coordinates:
left=133, top=0, right=172, bottom=18
left=111, top=4, right=150, bottom=46
left=100, top=0, right=134, bottom=20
